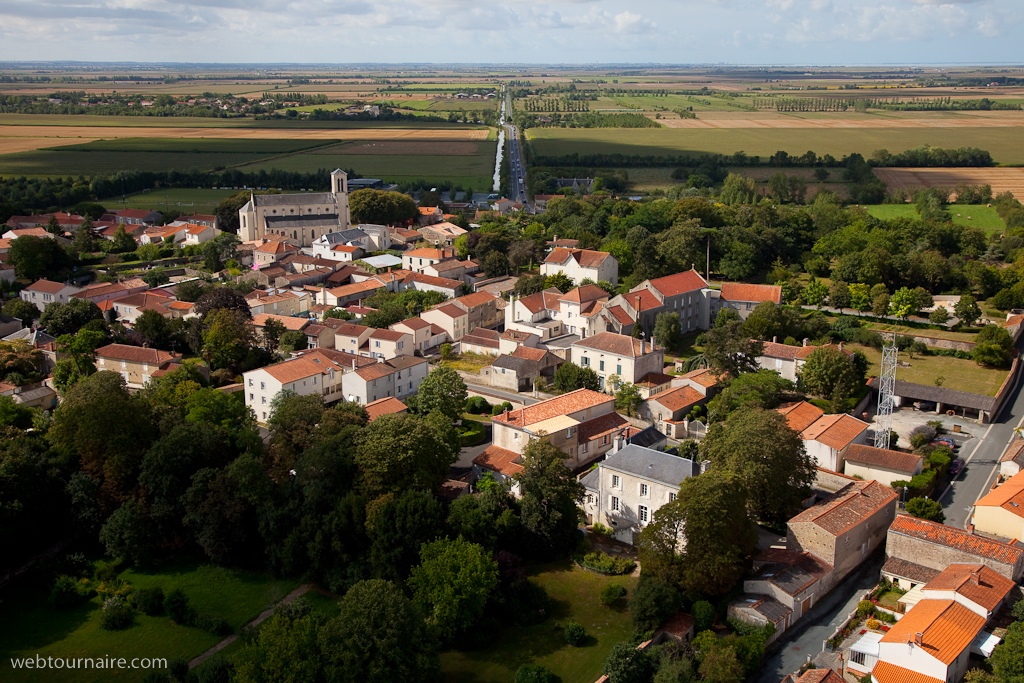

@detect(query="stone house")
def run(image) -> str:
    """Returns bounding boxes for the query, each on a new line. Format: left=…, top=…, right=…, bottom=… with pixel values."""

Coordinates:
left=419, top=221, right=467, bottom=246
left=446, top=291, right=501, bottom=332
left=580, top=442, right=700, bottom=544
left=843, top=444, right=924, bottom=487
left=485, top=346, right=562, bottom=392
left=95, top=344, right=181, bottom=390
left=719, top=282, right=783, bottom=319
left=246, top=289, right=310, bottom=317
left=643, top=385, right=706, bottom=438
left=569, top=332, right=664, bottom=392
left=254, top=240, right=301, bottom=266
left=600, top=269, right=712, bottom=338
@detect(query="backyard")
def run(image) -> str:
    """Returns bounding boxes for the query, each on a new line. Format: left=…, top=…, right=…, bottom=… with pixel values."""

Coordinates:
left=441, top=561, right=640, bottom=683
left=0, top=560, right=299, bottom=683
left=847, top=342, right=1009, bottom=397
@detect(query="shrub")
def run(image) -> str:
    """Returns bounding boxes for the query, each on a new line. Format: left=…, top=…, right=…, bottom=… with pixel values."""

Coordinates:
left=564, top=620, right=586, bottom=646
left=909, top=425, right=937, bottom=449
left=51, top=575, right=90, bottom=610
left=600, top=583, right=626, bottom=606
left=591, top=522, right=612, bottom=535
left=926, top=420, right=945, bottom=434
left=95, top=560, right=122, bottom=582
left=465, top=396, right=491, bottom=414
left=1012, top=600, right=1024, bottom=622
left=164, top=588, right=195, bottom=625
left=515, top=664, right=559, bottom=683
left=578, top=551, right=636, bottom=575
left=693, top=600, right=715, bottom=633
left=906, top=497, right=946, bottom=523
left=876, top=612, right=897, bottom=624
left=100, top=597, right=133, bottom=630
left=168, top=658, right=189, bottom=681
left=857, top=600, right=876, bottom=617
left=866, top=619, right=881, bottom=630
left=136, top=586, right=165, bottom=616
left=194, top=613, right=233, bottom=636
left=630, top=576, right=680, bottom=632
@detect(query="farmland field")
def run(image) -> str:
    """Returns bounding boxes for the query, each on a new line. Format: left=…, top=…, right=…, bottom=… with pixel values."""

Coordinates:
left=0, top=149, right=283, bottom=175
left=0, top=113, right=489, bottom=130
left=861, top=204, right=1005, bottom=233
left=873, top=167, right=1024, bottom=199
left=121, top=188, right=242, bottom=212
left=527, top=127, right=1024, bottom=165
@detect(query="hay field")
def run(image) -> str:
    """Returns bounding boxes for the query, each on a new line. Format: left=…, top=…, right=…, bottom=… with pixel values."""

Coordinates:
left=874, top=168, right=1024, bottom=199
left=0, top=125, right=489, bottom=142
left=0, top=137, right=102, bottom=154
left=660, top=111, right=1024, bottom=129
left=323, top=140, right=484, bottom=156
left=0, top=114, right=488, bottom=130
left=862, top=204, right=1005, bottom=233
left=527, top=127, right=1024, bottom=165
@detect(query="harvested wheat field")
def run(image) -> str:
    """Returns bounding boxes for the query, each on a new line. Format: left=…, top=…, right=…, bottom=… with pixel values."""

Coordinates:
left=331, top=141, right=482, bottom=155
left=0, top=137, right=102, bottom=154
left=874, top=168, right=1024, bottom=199
left=0, top=125, right=488, bottom=148
left=660, top=113, right=1024, bottom=129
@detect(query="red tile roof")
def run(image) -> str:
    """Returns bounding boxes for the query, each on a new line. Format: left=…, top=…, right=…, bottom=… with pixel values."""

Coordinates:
left=473, top=444, right=523, bottom=476
left=431, top=303, right=467, bottom=319
left=679, top=367, right=723, bottom=388
left=650, top=385, right=704, bottom=413
left=760, top=341, right=802, bottom=360
left=25, top=279, right=69, bottom=294
left=776, top=401, right=825, bottom=433
left=975, top=470, right=1024, bottom=519
left=402, top=272, right=462, bottom=290
left=455, top=291, right=499, bottom=309
left=867, top=663, right=943, bottom=683
left=606, top=305, right=635, bottom=326
left=492, top=388, right=613, bottom=429
left=888, top=515, right=1024, bottom=565
left=623, top=289, right=661, bottom=313
left=252, top=313, right=309, bottom=331
left=364, top=396, right=408, bottom=421
left=636, top=372, right=674, bottom=388
left=922, top=563, right=1015, bottom=611
left=573, top=332, right=658, bottom=358
left=844, top=444, right=923, bottom=475
left=96, top=343, right=178, bottom=365
left=543, top=248, right=613, bottom=268
left=788, top=480, right=897, bottom=536
left=800, top=413, right=868, bottom=450
left=647, top=269, right=708, bottom=297
left=791, top=670, right=846, bottom=683
left=577, top=412, right=635, bottom=443
left=559, top=284, right=608, bottom=304
left=516, top=288, right=562, bottom=314
left=511, top=346, right=549, bottom=363
left=720, top=282, right=782, bottom=305
left=369, top=328, right=407, bottom=341
left=879, top=599, right=985, bottom=664
left=392, top=317, right=430, bottom=331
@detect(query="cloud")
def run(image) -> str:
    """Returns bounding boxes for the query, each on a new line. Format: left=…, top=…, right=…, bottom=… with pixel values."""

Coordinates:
left=613, top=10, right=656, bottom=33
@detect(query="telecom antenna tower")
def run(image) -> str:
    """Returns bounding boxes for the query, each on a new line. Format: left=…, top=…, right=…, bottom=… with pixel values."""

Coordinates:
left=874, top=333, right=898, bottom=449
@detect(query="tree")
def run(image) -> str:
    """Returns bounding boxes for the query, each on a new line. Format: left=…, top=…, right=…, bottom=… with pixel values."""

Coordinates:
left=349, top=189, right=418, bottom=225
left=743, top=302, right=790, bottom=341
left=954, top=295, right=982, bottom=327
left=508, top=240, right=537, bottom=271
left=872, top=292, right=891, bottom=317
left=615, top=382, right=643, bottom=417
left=182, top=468, right=255, bottom=565
left=849, top=283, right=871, bottom=312
left=515, top=438, right=585, bottom=554
left=553, top=362, right=601, bottom=393
left=972, top=324, right=1014, bottom=368
left=699, top=645, right=744, bottom=683
left=706, top=370, right=794, bottom=422
left=261, top=318, right=287, bottom=353
left=233, top=609, right=324, bottom=683
left=193, top=286, right=252, bottom=319
left=829, top=281, right=851, bottom=311
left=799, top=345, right=861, bottom=401
left=703, top=407, right=815, bottom=525
left=134, top=309, right=174, bottom=350
left=483, top=251, right=510, bottom=278
left=416, top=366, right=468, bottom=422
left=39, top=298, right=103, bottom=336
left=72, top=217, right=97, bottom=253
left=543, top=272, right=574, bottom=293
left=890, top=287, right=916, bottom=320
left=110, top=225, right=138, bottom=253
left=175, top=280, right=211, bottom=303
left=279, top=330, right=307, bottom=355
left=515, top=665, right=559, bottom=683
left=408, top=537, right=500, bottom=642
left=803, top=279, right=828, bottom=308
left=367, top=489, right=446, bottom=583
left=2, top=299, right=39, bottom=326
left=652, top=312, right=682, bottom=351
left=929, top=306, right=950, bottom=325
left=215, top=192, right=253, bottom=234
left=355, top=412, right=459, bottom=497
left=989, top=620, right=1024, bottom=683
left=699, top=320, right=764, bottom=378
left=906, top=497, right=946, bottom=523
left=318, top=579, right=441, bottom=683
left=98, top=498, right=152, bottom=565
left=201, top=308, right=256, bottom=370
left=719, top=241, right=758, bottom=281
left=603, top=641, right=654, bottom=683
left=9, top=235, right=73, bottom=280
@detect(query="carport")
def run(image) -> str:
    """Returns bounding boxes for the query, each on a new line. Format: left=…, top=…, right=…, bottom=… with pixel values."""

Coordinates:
left=868, top=379, right=996, bottom=424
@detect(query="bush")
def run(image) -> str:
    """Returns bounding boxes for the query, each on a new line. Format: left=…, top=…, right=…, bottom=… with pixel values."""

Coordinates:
left=193, top=613, right=233, bottom=636
left=693, top=600, right=715, bottom=633
left=51, top=575, right=90, bottom=610
left=630, top=576, right=680, bottom=632
left=465, top=396, right=491, bottom=414
left=100, top=597, right=133, bottom=630
left=866, top=619, right=881, bottom=630
left=906, top=497, right=946, bottom=523
left=192, top=655, right=232, bottom=683
left=578, top=551, right=636, bottom=575
left=164, top=588, right=195, bottom=625
left=564, top=621, right=586, bottom=646
left=505, top=579, right=552, bottom=628
left=1012, top=600, right=1024, bottom=622
left=95, top=560, right=122, bottom=582
left=168, top=658, right=189, bottom=681
left=876, top=611, right=897, bottom=624
left=458, top=421, right=487, bottom=447
left=515, top=664, right=559, bottom=683
left=909, top=425, right=937, bottom=449
left=857, top=600, right=877, bottom=617
left=136, top=586, right=165, bottom=616
left=600, top=583, right=626, bottom=606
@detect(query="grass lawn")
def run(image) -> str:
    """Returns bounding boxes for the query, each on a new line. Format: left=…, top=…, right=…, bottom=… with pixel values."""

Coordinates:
left=876, top=590, right=905, bottom=611
left=861, top=204, right=1005, bottom=235
left=864, top=322, right=980, bottom=343
left=443, top=353, right=495, bottom=374
left=441, top=561, right=639, bottom=683
left=122, top=188, right=241, bottom=212
left=0, top=561, right=299, bottom=683
left=847, top=342, right=1008, bottom=396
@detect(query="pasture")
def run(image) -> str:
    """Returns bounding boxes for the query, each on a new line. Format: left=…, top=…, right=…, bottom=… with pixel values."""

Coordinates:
left=861, top=204, right=1005, bottom=233
left=527, top=127, right=1024, bottom=165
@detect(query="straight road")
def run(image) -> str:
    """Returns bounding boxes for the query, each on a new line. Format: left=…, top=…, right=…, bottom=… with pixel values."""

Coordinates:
left=504, top=90, right=528, bottom=204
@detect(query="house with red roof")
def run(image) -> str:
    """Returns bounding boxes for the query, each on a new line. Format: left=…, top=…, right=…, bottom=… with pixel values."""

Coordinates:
left=757, top=339, right=855, bottom=383
left=20, top=279, right=83, bottom=308
left=504, top=285, right=610, bottom=341
left=420, top=302, right=469, bottom=341
left=600, top=268, right=711, bottom=337
left=799, top=412, right=870, bottom=471
left=719, top=282, right=783, bottom=318
left=971, top=470, right=1024, bottom=543
left=570, top=331, right=664, bottom=391
left=843, top=444, right=924, bottom=487
left=541, top=247, right=618, bottom=286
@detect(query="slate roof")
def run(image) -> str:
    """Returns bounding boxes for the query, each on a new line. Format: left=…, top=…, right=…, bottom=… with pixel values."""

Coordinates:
left=601, top=444, right=697, bottom=488
left=255, top=192, right=335, bottom=206
left=844, top=444, right=923, bottom=475
left=888, top=515, right=1024, bottom=566
left=626, top=425, right=667, bottom=449
left=753, top=550, right=833, bottom=597
left=788, top=480, right=897, bottom=536
left=491, top=354, right=534, bottom=373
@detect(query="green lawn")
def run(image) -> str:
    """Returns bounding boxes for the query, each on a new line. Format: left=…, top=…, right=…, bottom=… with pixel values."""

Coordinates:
left=864, top=322, right=980, bottom=344
left=0, top=561, right=299, bottom=683
left=862, top=204, right=1005, bottom=234
left=441, top=561, right=639, bottom=683
left=527, top=127, right=1024, bottom=165
left=848, top=342, right=1009, bottom=396
left=121, top=188, right=241, bottom=212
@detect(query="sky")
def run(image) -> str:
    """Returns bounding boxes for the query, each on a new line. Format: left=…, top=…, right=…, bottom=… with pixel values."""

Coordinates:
left=0, top=0, right=1021, bottom=65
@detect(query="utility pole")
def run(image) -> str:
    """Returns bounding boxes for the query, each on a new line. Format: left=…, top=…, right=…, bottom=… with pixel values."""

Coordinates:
left=874, top=333, right=898, bottom=449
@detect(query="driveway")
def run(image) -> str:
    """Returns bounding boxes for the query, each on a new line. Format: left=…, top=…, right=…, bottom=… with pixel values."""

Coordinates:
left=454, top=421, right=493, bottom=469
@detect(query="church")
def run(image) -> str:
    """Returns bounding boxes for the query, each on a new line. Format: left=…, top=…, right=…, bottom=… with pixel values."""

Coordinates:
left=238, top=169, right=352, bottom=247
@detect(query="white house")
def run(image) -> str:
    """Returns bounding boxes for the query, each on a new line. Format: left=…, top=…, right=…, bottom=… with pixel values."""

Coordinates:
left=21, top=279, right=82, bottom=308
left=340, top=355, right=429, bottom=405
left=799, top=413, right=870, bottom=472
left=569, top=332, right=664, bottom=392
left=540, top=248, right=618, bottom=286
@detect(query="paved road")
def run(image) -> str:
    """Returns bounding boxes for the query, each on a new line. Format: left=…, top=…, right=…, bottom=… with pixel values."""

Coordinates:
left=504, top=90, right=528, bottom=204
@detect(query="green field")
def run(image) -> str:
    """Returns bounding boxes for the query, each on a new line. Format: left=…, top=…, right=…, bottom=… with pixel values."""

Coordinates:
left=0, top=150, right=282, bottom=175
left=0, top=561, right=299, bottom=683
left=441, top=561, right=639, bottom=683
left=527, top=127, right=1024, bottom=165
left=861, top=204, right=1005, bottom=234
left=849, top=342, right=1009, bottom=396
left=122, top=188, right=241, bottom=212
left=52, top=138, right=334, bottom=154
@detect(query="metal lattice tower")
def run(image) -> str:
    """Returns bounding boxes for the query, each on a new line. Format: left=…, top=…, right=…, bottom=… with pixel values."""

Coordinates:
left=874, top=333, right=899, bottom=449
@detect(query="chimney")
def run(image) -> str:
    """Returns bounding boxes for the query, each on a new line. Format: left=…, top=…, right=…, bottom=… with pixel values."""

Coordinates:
left=839, top=342, right=844, bottom=351
left=650, top=336, right=656, bottom=353
left=700, top=460, right=712, bottom=474
left=773, top=336, right=777, bottom=343
left=802, top=338, right=809, bottom=347
left=970, top=570, right=980, bottom=585
left=967, top=524, right=975, bottom=533
left=613, top=433, right=624, bottom=453
left=351, top=358, right=356, bottom=369
left=914, top=632, right=923, bottom=647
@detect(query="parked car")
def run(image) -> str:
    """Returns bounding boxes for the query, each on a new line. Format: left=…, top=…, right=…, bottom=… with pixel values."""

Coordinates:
left=949, top=459, right=963, bottom=476
left=935, top=436, right=958, bottom=449
left=931, top=440, right=958, bottom=452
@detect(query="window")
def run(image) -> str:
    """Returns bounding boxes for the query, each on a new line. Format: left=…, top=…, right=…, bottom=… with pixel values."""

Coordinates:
left=581, top=356, right=589, bottom=367
left=640, top=483, right=649, bottom=497
left=850, top=651, right=866, bottom=666
left=566, top=427, right=572, bottom=438
left=602, top=435, right=608, bottom=445
left=312, top=376, right=317, bottom=385
left=599, top=360, right=604, bottom=371
left=262, top=412, right=266, bottom=420
left=639, top=505, right=648, bottom=523
left=586, top=494, right=594, bottom=505
left=248, top=379, right=253, bottom=387
left=611, top=475, right=620, bottom=488
left=581, top=442, right=588, bottom=453
left=611, top=496, right=620, bottom=512
left=375, top=341, right=381, bottom=348
left=616, top=364, right=622, bottom=375
left=746, top=302, right=753, bottom=311
left=249, top=393, right=254, bottom=400
left=261, top=396, right=267, bottom=404
left=669, top=492, right=677, bottom=502
left=260, top=382, right=265, bottom=390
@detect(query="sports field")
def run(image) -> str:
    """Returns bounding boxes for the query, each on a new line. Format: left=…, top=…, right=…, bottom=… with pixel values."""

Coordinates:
left=527, top=127, right=1024, bottom=165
